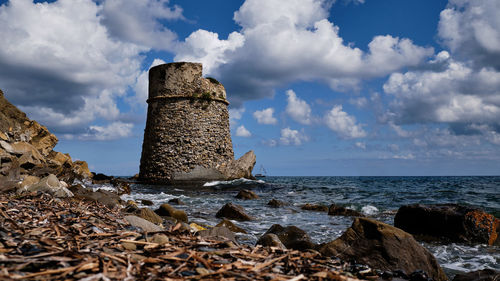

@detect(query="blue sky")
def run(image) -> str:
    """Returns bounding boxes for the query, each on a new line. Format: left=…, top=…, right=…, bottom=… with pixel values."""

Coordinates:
left=0, top=0, right=499, bottom=176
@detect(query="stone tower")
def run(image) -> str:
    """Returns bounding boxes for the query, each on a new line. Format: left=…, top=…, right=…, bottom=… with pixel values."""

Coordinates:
left=139, top=62, right=235, bottom=183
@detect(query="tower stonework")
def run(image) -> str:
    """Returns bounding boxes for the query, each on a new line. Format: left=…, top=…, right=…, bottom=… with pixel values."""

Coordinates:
left=139, top=62, right=235, bottom=183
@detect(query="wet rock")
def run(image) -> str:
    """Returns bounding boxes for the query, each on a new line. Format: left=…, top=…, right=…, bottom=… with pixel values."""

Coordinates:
left=235, top=189, right=259, bottom=200
left=452, top=269, right=499, bottom=281
left=18, top=174, right=73, bottom=198
left=92, top=173, right=114, bottom=182
left=267, top=199, right=287, bottom=208
left=264, top=224, right=316, bottom=251
left=155, top=203, right=188, bottom=223
left=72, top=160, right=92, bottom=179
left=217, top=150, right=257, bottom=180
left=148, top=233, right=169, bottom=245
left=168, top=198, right=185, bottom=205
left=139, top=208, right=163, bottom=225
left=124, top=215, right=163, bottom=232
left=216, top=219, right=247, bottom=234
left=71, top=185, right=121, bottom=209
left=301, top=203, right=328, bottom=212
left=395, top=204, right=500, bottom=245
left=256, top=233, right=286, bottom=249
left=318, top=218, right=447, bottom=281
left=198, top=226, right=237, bottom=244
left=47, top=151, right=71, bottom=166
left=140, top=199, right=154, bottom=206
left=215, top=203, right=253, bottom=221
left=110, top=178, right=131, bottom=195
left=328, top=204, right=364, bottom=217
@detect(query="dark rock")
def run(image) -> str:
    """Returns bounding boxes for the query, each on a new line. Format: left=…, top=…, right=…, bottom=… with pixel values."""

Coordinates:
left=215, top=203, right=253, bottom=221
left=155, top=203, right=188, bottom=222
left=267, top=199, right=287, bottom=208
left=140, top=199, right=154, bottom=206
left=235, top=189, right=259, bottom=200
left=110, top=178, right=131, bottom=195
left=328, top=204, right=364, bottom=217
left=452, top=269, right=499, bottom=281
left=256, top=233, right=286, bottom=249
left=318, top=218, right=447, bottom=281
left=264, top=224, right=316, bottom=251
left=168, top=198, right=185, bottom=205
left=395, top=204, right=500, bottom=245
left=138, top=208, right=163, bottom=225
left=301, top=203, right=328, bottom=212
left=216, top=219, right=247, bottom=233
left=198, top=226, right=237, bottom=244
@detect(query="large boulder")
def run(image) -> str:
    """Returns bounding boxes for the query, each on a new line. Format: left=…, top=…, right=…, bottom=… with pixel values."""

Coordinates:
left=263, top=224, right=316, bottom=251
left=216, top=219, right=247, bottom=233
left=328, top=204, right=364, bottom=217
left=452, top=269, right=499, bottom=281
left=198, top=226, right=237, bottom=244
left=301, top=203, right=328, bottom=212
left=235, top=189, right=259, bottom=200
left=70, top=185, right=122, bottom=209
left=217, top=150, right=256, bottom=180
left=124, top=215, right=164, bottom=232
left=395, top=204, right=499, bottom=245
left=155, top=203, right=188, bottom=223
left=319, top=218, right=448, bottom=281
left=216, top=203, right=253, bottom=221
left=138, top=208, right=163, bottom=225
left=18, top=174, right=73, bottom=198
left=267, top=199, right=287, bottom=208
left=256, top=233, right=286, bottom=249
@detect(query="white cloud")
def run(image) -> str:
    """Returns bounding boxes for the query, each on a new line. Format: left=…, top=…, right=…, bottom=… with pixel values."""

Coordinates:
left=280, top=127, right=309, bottom=145
left=349, top=97, right=368, bottom=108
left=324, top=105, right=367, bottom=138
left=100, top=0, right=183, bottom=50
left=229, top=107, right=246, bottom=127
left=235, top=125, right=252, bottom=137
left=285, top=90, right=312, bottom=125
left=78, top=122, right=133, bottom=141
left=253, top=108, right=278, bottom=125
left=355, top=142, right=366, bottom=149
left=174, top=0, right=433, bottom=106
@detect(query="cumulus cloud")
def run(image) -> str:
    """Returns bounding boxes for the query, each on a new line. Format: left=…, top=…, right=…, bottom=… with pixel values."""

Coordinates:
left=324, top=105, right=367, bottom=138
left=253, top=108, right=278, bottom=125
left=235, top=125, right=252, bottom=137
left=68, top=122, right=133, bottom=141
left=355, top=142, right=366, bottom=149
left=174, top=0, right=433, bottom=106
left=280, top=127, right=309, bottom=145
left=229, top=107, right=246, bottom=127
left=100, top=0, right=183, bottom=50
left=286, top=90, right=312, bottom=125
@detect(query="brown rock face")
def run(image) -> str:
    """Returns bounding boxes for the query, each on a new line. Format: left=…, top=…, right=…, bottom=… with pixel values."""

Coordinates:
left=235, top=189, right=259, bottom=200
left=155, top=203, right=188, bottom=223
left=394, top=204, right=499, bottom=245
left=319, top=218, right=448, bottom=281
left=215, top=203, right=253, bottom=221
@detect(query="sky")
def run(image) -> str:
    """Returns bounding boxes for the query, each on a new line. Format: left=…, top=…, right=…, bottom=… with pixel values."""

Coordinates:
left=0, top=0, right=499, bottom=176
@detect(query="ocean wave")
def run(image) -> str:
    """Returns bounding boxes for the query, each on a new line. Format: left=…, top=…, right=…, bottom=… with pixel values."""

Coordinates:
left=361, top=205, right=379, bottom=215
left=203, top=178, right=265, bottom=187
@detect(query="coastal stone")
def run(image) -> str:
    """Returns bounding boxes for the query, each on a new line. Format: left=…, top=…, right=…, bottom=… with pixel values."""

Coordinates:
left=301, top=203, right=328, bottom=212
left=328, top=204, right=364, bottom=217
left=18, top=150, right=43, bottom=170
left=155, top=203, right=188, bottom=223
left=70, top=185, right=121, bottom=209
left=452, top=269, right=499, bottom=281
left=215, top=203, right=253, bottom=221
left=110, top=178, right=131, bottom=195
left=18, top=175, right=40, bottom=189
left=141, top=199, right=154, bottom=206
left=189, top=222, right=207, bottom=231
left=319, top=218, right=447, bottom=281
left=19, top=174, right=73, bottom=198
left=264, top=224, right=316, bottom=251
left=124, top=215, right=164, bottom=232
left=73, top=160, right=92, bottom=179
left=168, top=198, right=185, bottom=205
left=217, top=150, right=257, bottom=180
left=268, top=199, right=287, bottom=208
left=149, top=233, right=169, bottom=245
left=93, top=173, right=113, bottom=182
left=121, top=242, right=137, bottom=251
left=256, top=233, right=286, bottom=249
left=139, top=208, right=163, bottom=225
left=198, top=226, right=237, bottom=244
left=139, top=62, right=236, bottom=183
left=216, top=219, right=247, bottom=234
left=47, top=151, right=71, bottom=166
left=235, top=189, right=259, bottom=200
left=394, top=204, right=500, bottom=245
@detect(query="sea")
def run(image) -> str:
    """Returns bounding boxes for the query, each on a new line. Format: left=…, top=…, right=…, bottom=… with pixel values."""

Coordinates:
left=111, top=176, right=499, bottom=278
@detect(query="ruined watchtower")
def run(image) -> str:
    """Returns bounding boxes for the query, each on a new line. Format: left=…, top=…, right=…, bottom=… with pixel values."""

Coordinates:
left=139, top=62, right=234, bottom=183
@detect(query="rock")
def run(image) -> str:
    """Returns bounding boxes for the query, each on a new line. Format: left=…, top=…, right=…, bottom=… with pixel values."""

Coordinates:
left=394, top=204, right=500, bottom=245
left=18, top=175, right=40, bottom=189
left=215, top=203, right=253, bottom=221
left=172, top=166, right=226, bottom=182
left=110, top=178, right=131, bottom=195
left=318, top=218, right=447, bottom=281
left=148, top=233, right=169, bottom=245
left=124, top=215, right=163, bottom=232
left=47, top=151, right=71, bottom=166
left=216, top=219, right=247, bottom=234
left=139, top=208, right=163, bottom=225
left=452, top=269, right=499, bottom=281
left=72, top=160, right=92, bottom=179
left=19, top=174, right=73, bottom=198
left=198, top=226, right=237, bottom=243
left=256, top=233, right=286, bottom=249
left=235, top=189, right=259, bottom=200
left=301, top=203, right=328, bottom=212
left=189, top=222, right=207, bottom=231
left=70, top=185, right=121, bottom=209
left=140, top=199, right=154, bottom=206
left=155, top=204, right=188, bottom=223
left=328, top=204, right=364, bottom=217
left=267, top=199, right=287, bottom=208
left=168, top=198, right=185, bottom=205
left=264, top=224, right=316, bottom=251
left=217, top=150, right=256, bottom=180
left=93, top=173, right=114, bottom=182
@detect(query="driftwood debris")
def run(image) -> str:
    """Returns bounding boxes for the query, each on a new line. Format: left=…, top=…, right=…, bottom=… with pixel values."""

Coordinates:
left=0, top=192, right=363, bottom=280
